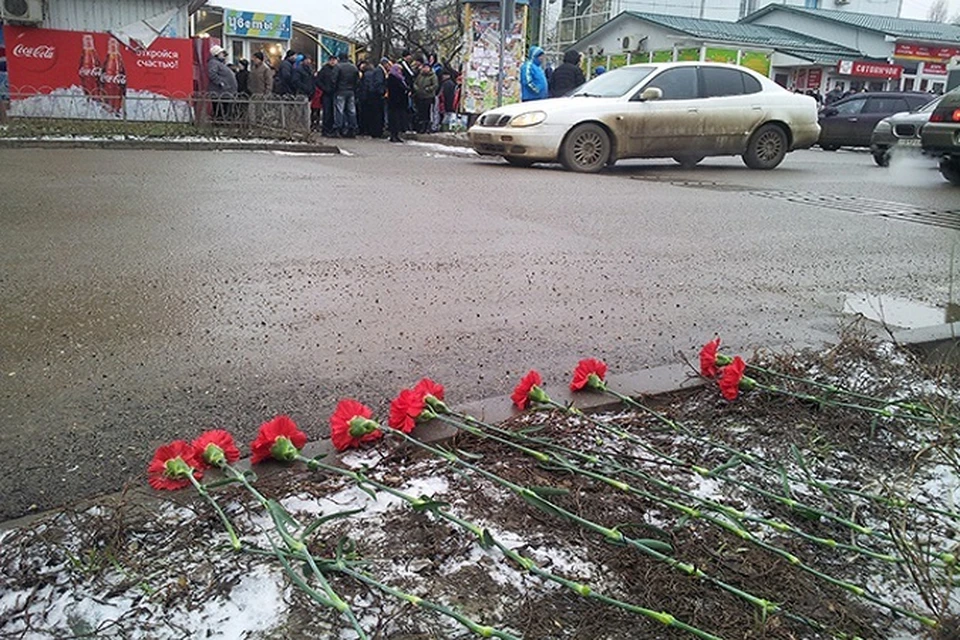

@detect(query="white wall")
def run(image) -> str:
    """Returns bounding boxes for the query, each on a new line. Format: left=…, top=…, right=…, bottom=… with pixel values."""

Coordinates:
left=612, top=0, right=899, bottom=21
left=45, top=0, right=190, bottom=37
left=576, top=17, right=700, bottom=53
left=748, top=11, right=893, bottom=58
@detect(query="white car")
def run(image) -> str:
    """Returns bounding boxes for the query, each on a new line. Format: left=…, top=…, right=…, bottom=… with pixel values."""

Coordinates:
left=468, top=61, right=820, bottom=172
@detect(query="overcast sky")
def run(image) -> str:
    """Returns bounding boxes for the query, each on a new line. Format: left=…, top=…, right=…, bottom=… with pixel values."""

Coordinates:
left=217, top=0, right=960, bottom=38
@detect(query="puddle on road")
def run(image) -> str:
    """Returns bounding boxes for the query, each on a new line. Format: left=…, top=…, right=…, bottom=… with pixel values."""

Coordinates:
left=842, top=293, right=955, bottom=329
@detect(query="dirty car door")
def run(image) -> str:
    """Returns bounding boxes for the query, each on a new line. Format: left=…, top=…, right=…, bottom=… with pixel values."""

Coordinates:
left=697, top=67, right=765, bottom=153
left=625, top=67, right=702, bottom=157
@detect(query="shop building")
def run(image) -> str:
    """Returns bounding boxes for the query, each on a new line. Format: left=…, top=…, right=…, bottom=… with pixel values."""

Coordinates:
left=571, top=11, right=862, bottom=89
left=191, top=5, right=358, bottom=69
left=742, top=6, right=960, bottom=93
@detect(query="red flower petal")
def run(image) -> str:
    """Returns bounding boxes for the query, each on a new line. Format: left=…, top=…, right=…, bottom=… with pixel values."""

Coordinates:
left=413, top=378, right=445, bottom=401
left=250, top=415, right=307, bottom=464
left=330, top=399, right=382, bottom=451
left=512, top=370, right=543, bottom=410
left=388, top=388, right=422, bottom=434
left=719, top=356, right=747, bottom=401
left=147, top=440, right=203, bottom=491
left=191, top=430, right=241, bottom=468
left=699, top=337, right=721, bottom=378
left=570, top=358, right=608, bottom=391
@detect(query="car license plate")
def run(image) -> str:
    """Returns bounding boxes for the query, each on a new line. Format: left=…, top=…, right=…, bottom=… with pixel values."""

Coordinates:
left=473, top=133, right=492, bottom=142
left=898, top=138, right=921, bottom=147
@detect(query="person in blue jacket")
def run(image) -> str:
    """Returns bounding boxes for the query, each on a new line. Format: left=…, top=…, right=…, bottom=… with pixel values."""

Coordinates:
left=520, top=46, right=548, bottom=101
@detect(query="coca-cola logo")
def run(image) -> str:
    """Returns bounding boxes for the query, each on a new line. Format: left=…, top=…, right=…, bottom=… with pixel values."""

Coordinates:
left=13, top=44, right=56, bottom=59
left=79, top=67, right=101, bottom=78
left=102, top=73, right=127, bottom=85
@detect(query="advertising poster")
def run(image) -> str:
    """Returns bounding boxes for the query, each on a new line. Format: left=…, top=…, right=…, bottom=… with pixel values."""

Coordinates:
left=677, top=47, right=700, bottom=62
left=705, top=48, right=737, bottom=64
left=740, top=50, right=771, bottom=77
left=4, top=25, right=193, bottom=121
left=223, top=10, right=292, bottom=40
left=320, top=35, right=351, bottom=60
left=607, top=53, right=628, bottom=70
left=461, top=2, right=526, bottom=114
left=651, top=49, right=673, bottom=63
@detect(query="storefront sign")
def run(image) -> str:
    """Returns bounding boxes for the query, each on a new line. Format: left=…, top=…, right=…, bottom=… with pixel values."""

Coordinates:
left=894, top=42, right=960, bottom=62
left=807, top=68, right=822, bottom=88
left=740, top=51, right=771, bottom=77
left=223, top=9, right=292, bottom=40
left=676, top=47, right=700, bottom=62
left=837, top=60, right=902, bottom=79
left=705, top=48, right=737, bottom=64
left=650, top=49, right=672, bottom=63
left=4, top=25, right=193, bottom=119
left=924, top=62, right=948, bottom=75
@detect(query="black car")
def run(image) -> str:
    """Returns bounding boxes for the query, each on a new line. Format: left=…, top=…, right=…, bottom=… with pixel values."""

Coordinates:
left=818, top=92, right=932, bottom=150
left=920, top=86, right=960, bottom=185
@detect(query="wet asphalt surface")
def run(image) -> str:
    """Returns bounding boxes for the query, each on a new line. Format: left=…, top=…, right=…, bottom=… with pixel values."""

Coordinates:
left=0, top=141, right=955, bottom=521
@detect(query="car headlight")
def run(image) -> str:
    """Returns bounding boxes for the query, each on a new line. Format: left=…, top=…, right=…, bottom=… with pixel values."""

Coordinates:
left=874, top=119, right=892, bottom=132
left=509, top=111, right=547, bottom=127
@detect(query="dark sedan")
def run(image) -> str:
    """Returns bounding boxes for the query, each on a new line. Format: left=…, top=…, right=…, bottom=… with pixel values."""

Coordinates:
left=920, top=86, right=960, bottom=185
left=818, top=92, right=932, bottom=150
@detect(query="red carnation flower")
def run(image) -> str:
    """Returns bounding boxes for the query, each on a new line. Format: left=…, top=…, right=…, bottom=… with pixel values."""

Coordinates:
left=192, top=430, right=241, bottom=468
left=700, top=337, right=722, bottom=378
left=330, top=399, right=384, bottom=451
left=388, top=388, right=425, bottom=434
left=413, top=378, right=445, bottom=401
left=719, top=356, right=748, bottom=401
left=570, top=358, right=608, bottom=391
left=250, top=415, right=307, bottom=464
left=512, top=370, right=548, bottom=410
left=147, top=440, right=203, bottom=491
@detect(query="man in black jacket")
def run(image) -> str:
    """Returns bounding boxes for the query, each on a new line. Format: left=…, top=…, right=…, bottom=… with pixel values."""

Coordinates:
left=360, top=58, right=386, bottom=138
left=272, top=50, right=298, bottom=95
left=549, top=49, right=586, bottom=98
left=332, top=57, right=360, bottom=137
left=316, top=55, right=338, bottom=136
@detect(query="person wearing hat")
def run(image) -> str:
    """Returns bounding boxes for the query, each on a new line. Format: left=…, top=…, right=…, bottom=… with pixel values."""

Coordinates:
left=207, top=45, right=238, bottom=121
left=249, top=51, right=274, bottom=96
left=273, top=50, right=298, bottom=96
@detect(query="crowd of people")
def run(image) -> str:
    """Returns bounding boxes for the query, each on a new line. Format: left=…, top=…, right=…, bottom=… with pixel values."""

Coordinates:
left=206, top=45, right=462, bottom=141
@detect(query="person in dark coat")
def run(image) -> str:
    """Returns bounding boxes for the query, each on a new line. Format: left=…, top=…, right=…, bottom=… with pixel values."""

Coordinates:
left=316, top=55, right=338, bottom=136
left=332, top=56, right=360, bottom=137
left=235, top=59, right=250, bottom=97
left=273, top=50, right=297, bottom=95
left=297, top=55, right=316, bottom=98
left=360, top=58, right=386, bottom=138
left=549, top=49, right=585, bottom=97
left=386, top=64, right=409, bottom=142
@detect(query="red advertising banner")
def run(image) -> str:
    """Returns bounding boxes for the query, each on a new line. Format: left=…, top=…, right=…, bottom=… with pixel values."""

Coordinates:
left=894, top=42, right=960, bottom=62
left=924, top=62, right=948, bottom=75
left=806, top=68, right=822, bottom=89
left=4, top=25, right=193, bottom=121
left=837, top=60, right=902, bottom=79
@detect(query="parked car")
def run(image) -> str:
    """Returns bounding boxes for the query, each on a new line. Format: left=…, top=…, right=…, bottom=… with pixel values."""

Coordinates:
left=869, top=96, right=940, bottom=166
left=818, top=91, right=930, bottom=151
left=467, top=62, right=820, bottom=173
left=920, top=86, right=960, bottom=185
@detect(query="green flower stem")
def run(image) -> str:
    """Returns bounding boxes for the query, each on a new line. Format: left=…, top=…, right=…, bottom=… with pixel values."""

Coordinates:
left=433, top=414, right=935, bottom=626
left=600, top=387, right=960, bottom=527
left=295, top=454, right=724, bottom=640
left=436, top=412, right=897, bottom=563
left=216, top=462, right=366, bottom=639
left=375, top=429, right=842, bottom=636
left=186, top=473, right=241, bottom=551
left=752, top=382, right=936, bottom=424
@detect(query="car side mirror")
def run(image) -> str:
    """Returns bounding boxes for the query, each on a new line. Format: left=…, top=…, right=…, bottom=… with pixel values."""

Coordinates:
left=639, top=87, right=662, bottom=101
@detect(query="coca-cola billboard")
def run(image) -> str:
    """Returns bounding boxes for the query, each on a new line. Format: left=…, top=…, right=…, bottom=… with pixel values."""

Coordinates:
left=4, top=25, right=192, bottom=121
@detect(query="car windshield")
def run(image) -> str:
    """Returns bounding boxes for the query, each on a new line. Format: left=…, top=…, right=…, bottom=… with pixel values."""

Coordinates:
left=571, top=66, right=655, bottom=98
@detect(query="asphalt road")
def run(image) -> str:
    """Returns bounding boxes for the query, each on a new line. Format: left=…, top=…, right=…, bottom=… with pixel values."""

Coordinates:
left=0, top=141, right=955, bottom=521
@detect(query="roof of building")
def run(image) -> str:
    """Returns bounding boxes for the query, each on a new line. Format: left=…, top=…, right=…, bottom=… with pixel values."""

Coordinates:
left=584, top=11, right=861, bottom=59
left=741, top=6, right=960, bottom=43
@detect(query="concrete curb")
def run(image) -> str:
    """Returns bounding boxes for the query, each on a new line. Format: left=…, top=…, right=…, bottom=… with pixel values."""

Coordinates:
left=402, top=132, right=472, bottom=149
left=894, top=322, right=960, bottom=365
left=0, top=138, right=341, bottom=153
left=0, top=362, right=701, bottom=533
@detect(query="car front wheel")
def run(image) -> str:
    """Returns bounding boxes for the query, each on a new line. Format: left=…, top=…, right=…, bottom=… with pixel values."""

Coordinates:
left=560, top=123, right=611, bottom=173
left=939, top=156, right=960, bottom=186
left=743, top=124, right=788, bottom=170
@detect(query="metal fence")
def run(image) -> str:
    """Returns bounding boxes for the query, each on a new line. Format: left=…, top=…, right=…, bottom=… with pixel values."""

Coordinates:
left=3, top=86, right=311, bottom=137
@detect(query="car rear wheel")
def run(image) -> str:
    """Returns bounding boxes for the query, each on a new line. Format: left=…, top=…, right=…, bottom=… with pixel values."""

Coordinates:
left=743, top=124, right=788, bottom=170
left=504, top=157, right=535, bottom=168
left=673, top=155, right=705, bottom=168
left=560, top=123, right=611, bottom=173
left=873, top=150, right=890, bottom=167
left=939, top=156, right=960, bottom=186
